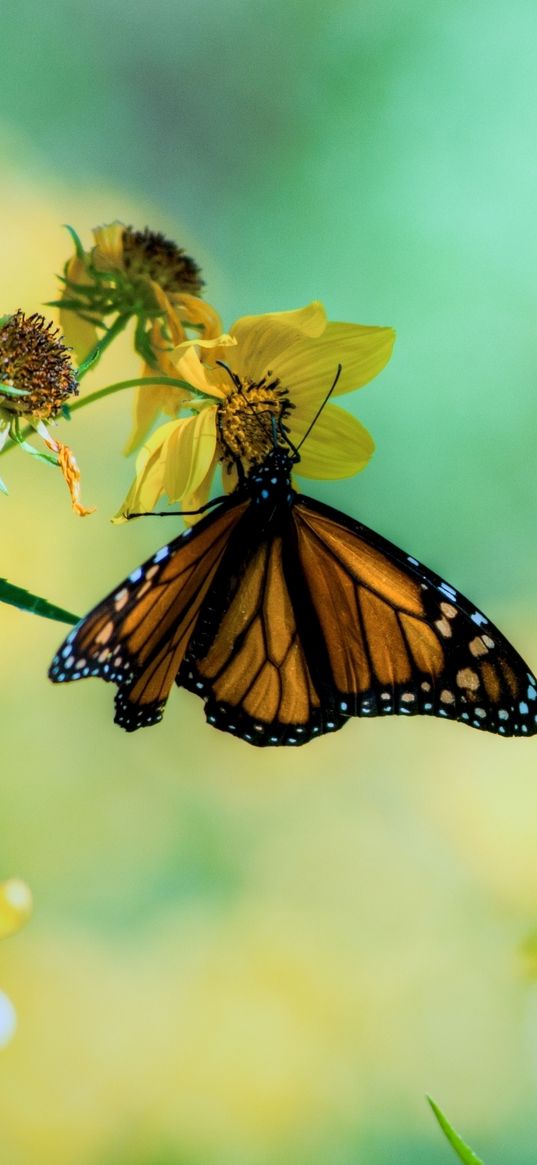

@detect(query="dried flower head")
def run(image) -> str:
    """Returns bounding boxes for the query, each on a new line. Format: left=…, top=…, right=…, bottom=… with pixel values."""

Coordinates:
left=0, top=311, right=78, bottom=419
left=57, top=221, right=222, bottom=452
left=120, top=227, right=203, bottom=297
left=0, top=311, right=92, bottom=514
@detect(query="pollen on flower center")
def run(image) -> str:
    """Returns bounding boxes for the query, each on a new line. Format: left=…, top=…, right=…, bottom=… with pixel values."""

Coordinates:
left=122, top=227, right=203, bottom=296
left=216, top=374, right=293, bottom=466
left=0, top=311, right=79, bottom=419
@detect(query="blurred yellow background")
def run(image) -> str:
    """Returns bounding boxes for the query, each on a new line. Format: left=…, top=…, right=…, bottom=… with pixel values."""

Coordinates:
left=1, top=3, right=537, bottom=1162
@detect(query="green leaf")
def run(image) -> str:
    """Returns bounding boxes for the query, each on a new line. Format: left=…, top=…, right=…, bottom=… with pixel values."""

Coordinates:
left=76, top=344, right=103, bottom=377
left=427, top=1097, right=486, bottom=1164
left=134, top=314, right=158, bottom=366
left=10, top=434, right=58, bottom=466
left=0, top=382, right=30, bottom=398
left=63, top=224, right=85, bottom=260
left=0, top=578, right=80, bottom=624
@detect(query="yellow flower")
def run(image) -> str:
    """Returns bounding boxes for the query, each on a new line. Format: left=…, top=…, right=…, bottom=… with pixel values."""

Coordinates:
left=58, top=221, right=223, bottom=451
left=116, top=301, right=395, bottom=520
left=0, top=877, right=32, bottom=1049
left=0, top=311, right=93, bottom=514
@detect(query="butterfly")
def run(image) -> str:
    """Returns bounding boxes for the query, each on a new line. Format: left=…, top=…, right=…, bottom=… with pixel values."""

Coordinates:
left=49, top=439, right=537, bottom=745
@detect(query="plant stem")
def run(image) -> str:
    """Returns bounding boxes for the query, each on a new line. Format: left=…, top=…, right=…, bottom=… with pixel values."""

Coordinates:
left=0, top=377, right=195, bottom=457
left=77, top=312, right=132, bottom=381
left=68, top=376, right=195, bottom=414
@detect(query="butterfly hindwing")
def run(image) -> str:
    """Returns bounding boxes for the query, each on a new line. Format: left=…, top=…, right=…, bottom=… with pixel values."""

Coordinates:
left=178, top=527, right=337, bottom=744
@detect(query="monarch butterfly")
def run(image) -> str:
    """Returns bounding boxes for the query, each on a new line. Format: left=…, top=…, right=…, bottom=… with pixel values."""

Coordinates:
left=49, top=436, right=537, bottom=745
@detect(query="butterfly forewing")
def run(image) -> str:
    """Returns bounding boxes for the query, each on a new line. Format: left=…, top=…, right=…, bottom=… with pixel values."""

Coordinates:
left=293, top=496, right=537, bottom=737
left=49, top=500, right=248, bottom=730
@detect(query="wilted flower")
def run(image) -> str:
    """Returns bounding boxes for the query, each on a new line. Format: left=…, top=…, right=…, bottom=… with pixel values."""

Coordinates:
left=0, top=311, right=93, bottom=514
left=116, top=301, right=395, bottom=520
left=57, top=222, right=222, bottom=452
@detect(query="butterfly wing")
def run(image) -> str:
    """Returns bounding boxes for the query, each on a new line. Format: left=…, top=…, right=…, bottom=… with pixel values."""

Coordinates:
left=49, top=469, right=537, bottom=745
left=178, top=526, right=326, bottom=744
left=289, top=495, right=537, bottom=739
left=49, top=498, right=248, bottom=730
left=178, top=491, right=537, bottom=745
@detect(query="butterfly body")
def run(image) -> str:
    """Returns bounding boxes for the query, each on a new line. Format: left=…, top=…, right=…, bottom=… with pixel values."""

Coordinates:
left=50, top=446, right=537, bottom=745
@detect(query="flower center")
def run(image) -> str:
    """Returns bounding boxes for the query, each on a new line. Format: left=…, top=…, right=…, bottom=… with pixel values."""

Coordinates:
left=216, top=374, right=293, bottom=467
left=0, top=312, right=79, bottom=419
left=122, top=228, right=203, bottom=296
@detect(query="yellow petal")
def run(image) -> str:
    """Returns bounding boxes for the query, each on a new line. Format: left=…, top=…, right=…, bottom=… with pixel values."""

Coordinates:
left=163, top=406, right=218, bottom=502
left=291, top=403, right=375, bottom=479
left=169, top=341, right=232, bottom=399
left=92, top=221, right=125, bottom=269
left=0, top=878, right=33, bottom=939
left=59, top=255, right=98, bottom=362
left=267, top=323, right=396, bottom=409
left=148, top=282, right=188, bottom=346
left=123, top=319, right=192, bottom=455
left=170, top=334, right=236, bottom=373
left=172, top=293, right=223, bottom=339
left=180, top=448, right=220, bottom=524
left=124, top=381, right=190, bottom=457
left=229, top=302, right=327, bottom=380
left=113, top=436, right=169, bottom=521
left=114, top=410, right=217, bottom=521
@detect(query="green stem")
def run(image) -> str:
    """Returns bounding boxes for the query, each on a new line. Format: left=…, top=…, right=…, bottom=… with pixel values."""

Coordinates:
left=77, top=312, right=131, bottom=381
left=0, top=376, right=197, bottom=457
left=68, top=376, right=195, bottom=413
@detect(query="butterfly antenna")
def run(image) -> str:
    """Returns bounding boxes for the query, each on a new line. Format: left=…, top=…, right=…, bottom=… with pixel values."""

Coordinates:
left=215, top=360, right=242, bottom=390
left=216, top=359, right=341, bottom=461
left=296, top=363, right=342, bottom=453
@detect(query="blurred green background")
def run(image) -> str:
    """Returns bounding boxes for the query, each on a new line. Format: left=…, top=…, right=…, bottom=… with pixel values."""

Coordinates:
left=1, top=1, right=537, bottom=1162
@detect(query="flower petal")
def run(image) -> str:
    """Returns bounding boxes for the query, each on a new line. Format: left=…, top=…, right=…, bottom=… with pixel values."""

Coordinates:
left=172, top=293, right=223, bottom=340
left=148, top=282, right=188, bottom=346
left=229, top=302, right=327, bottom=380
left=170, top=340, right=234, bottom=399
left=181, top=448, right=220, bottom=522
left=124, top=380, right=191, bottom=456
left=163, top=406, right=218, bottom=502
left=267, top=323, right=396, bottom=409
left=60, top=255, right=99, bottom=362
left=43, top=435, right=95, bottom=516
left=92, top=222, right=125, bottom=269
left=124, top=318, right=192, bottom=455
left=291, top=403, right=375, bottom=479
left=113, top=437, right=169, bottom=522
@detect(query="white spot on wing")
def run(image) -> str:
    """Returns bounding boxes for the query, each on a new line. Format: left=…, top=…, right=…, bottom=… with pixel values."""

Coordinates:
left=153, top=546, right=170, bottom=563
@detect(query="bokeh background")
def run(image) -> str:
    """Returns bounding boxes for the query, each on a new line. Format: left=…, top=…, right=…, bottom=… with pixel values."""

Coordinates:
left=1, top=2, right=537, bottom=1162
